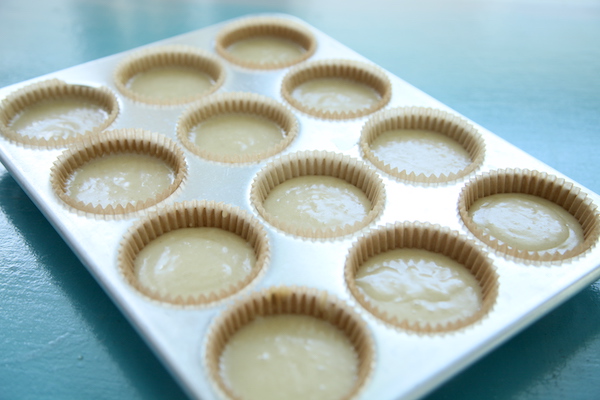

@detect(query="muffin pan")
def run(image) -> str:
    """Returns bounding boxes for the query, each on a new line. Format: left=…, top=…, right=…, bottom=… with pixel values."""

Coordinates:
left=0, top=14, right=599, bottom=400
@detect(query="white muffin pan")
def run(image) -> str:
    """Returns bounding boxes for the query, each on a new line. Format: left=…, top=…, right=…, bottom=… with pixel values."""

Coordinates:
left=0, top=14, right=599, bottom=400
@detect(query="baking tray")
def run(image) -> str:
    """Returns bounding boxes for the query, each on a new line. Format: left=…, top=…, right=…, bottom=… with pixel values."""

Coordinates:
left=0, top=13, right=598, bottom=400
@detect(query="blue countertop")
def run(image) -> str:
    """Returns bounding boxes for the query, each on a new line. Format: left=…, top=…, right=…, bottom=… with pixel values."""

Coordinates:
left=1, top=0, right=599, bottom=399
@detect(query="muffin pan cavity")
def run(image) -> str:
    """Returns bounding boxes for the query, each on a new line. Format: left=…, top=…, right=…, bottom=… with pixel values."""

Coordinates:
left=215, top=16, right=317, bottom=70
left=360, top=106, right=485, bottom=183
left=281, top=59, right=392, bottom=120
left=119, top=200, right=270, bottom=306
left=0, top=78, right=119, bottom=147
left=205, top=287, right=374, bottom=400
left=50, top=128, right=187, bottom=216
left=114, top=45, right=225, bottom=106
left=177, top=92, right=298, bottom=164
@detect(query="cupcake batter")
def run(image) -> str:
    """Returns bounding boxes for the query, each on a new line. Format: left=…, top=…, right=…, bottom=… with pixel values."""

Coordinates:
left=262, top=175, right=371, bottom=231
left=227, top=35, right=305, bottom=65
left=370, top=128, right=471, bottom=176
left=10, top=98, right=108, bottom=140
left=65, top=153, right=175, bottom=207
left=190, top=113, right=284, bottom=156
left=220, top=314, right=358, bottom=400
left=127, top=66, right=214, bottom=100
left=134, top=227, right=255, bottom=299
left=355, top=248, right=482, bottom=325
left=291, top=77, right=380, bottom=112
left=469, top=193, right=584, bottom=252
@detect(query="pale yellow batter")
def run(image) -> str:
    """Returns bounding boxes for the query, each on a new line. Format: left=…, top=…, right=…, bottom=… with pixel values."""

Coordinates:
left=220, top=314, right=358, bottom=400
left=10, top=98, right=108, bottom=140
left=134, top=227, right=255, bottom=299
left=355, top=248, right=482, bottom=325
left=469, top=193, right=584, bottom=252
left=262, top=175, right=371, bottom=231
left=126, top=66, right=214, bottom=100
left=65, top=153, right=175, bottom=207
left=190, top=113, right=284, bottom=156
left=370, top=129, right=471, bottom=176
left=291, top=77, right=381, bottom=112
left=227, top=35, right=305, bottom=65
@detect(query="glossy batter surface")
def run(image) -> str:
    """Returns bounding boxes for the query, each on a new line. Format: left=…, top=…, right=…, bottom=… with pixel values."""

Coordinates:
left=370, top=128, right=471, bottom=176
left=127, top=66, right=214, bottom=100
left=263, top=175, right=371, bottom=230
left=134, top=227, right=255, bottom=298
left=291, top=77, right=380, bottom=112
left=65, top=153, right=175, bottom=207
left=10, top=98, right=108, bottom=140
left=355, top=248, right=482, bottom=325
left=469, top=193, right=584, bottom=252
left=220, top=314, right=358, bottom=400
left=227, top=35, right=305, bottom=65
left=190, top=113, right=284, bottom=156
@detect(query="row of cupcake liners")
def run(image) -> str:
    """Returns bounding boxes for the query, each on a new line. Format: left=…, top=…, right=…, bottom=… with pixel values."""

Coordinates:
left=0, top=14, right=599, bottom=400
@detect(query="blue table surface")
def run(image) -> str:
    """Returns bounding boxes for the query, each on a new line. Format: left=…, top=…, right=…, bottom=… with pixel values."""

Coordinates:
left=1, top=0, right=599, bottom=399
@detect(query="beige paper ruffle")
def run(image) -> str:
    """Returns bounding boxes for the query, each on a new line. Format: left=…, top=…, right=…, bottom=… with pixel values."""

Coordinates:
left=345, top=221, right=498, bottom=333
left=50, top=128, right=187, bottom=217
left=118, top=200, right=270, bottom=306
left=204, top=286, right=375, bottom=400
left=114, top=45, right=225, bottom=106
left=177, top=92, right=298, bottom=163
left=281, top=59, right=392, bottom=120
left=458, top=168, right=600, bottom=263
left=215, top=16, right=317, bottom=70
left=0, top=79, right=119, bottom=148
left=250, top=150, right=386, bottom=239
left=360, top=106, right=485, bottom=184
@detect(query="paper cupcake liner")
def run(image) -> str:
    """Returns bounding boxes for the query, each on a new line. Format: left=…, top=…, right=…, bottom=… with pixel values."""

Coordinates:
left=360, top=107, right=485, bottom=183
left=281, top=59, right=392, bottom=120
left=0, top=79, right=119, bottom=148
left=250, top=150, right=386, bottom=239
left=215, top=16, right=317, bottom=70
left=345, top=221, right=498, bottom=333
left=177, top=92, right=298, bottom=163
left=118, top=200, right=270, bottom=306
left=50, top=128, right=187, bottom=217
left=204, top=286, right=375, bottom=400
left=458, top=169, right=600, bottom=263
left=114, top=45, right=225, bottom=106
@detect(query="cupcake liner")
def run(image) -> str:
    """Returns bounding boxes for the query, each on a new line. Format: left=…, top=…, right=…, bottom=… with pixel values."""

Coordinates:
left=250, top=150, right=386, bottom=239
left=458, top=169, right=600, bottom=263
left=360, top=107, right=485, bottom=183
left=281, top=59, right=392, bottom=120
left=50, top=128, right=187, bottom=217
left=114, top=45, right=225, bottom=106
left=118, top=200, right=270, bottom=306
left=215, top=16, right=317, bottom=70
left=204, top=286, right=375, bottom=400
left=0, top=79, right=119, bottom=148
left=177, top=92, right=298, bottom=163
left=345, top=221, right=498, bottom=333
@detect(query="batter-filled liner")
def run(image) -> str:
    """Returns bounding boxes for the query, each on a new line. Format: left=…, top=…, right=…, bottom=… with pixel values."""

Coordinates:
left=0, top=79, right=119, bottom=148
left=281, top=59, right=391, bottom=120
left=114, top=45, right=225, bottom=106
left=118, top=200, right=269, bottom=306
left=360, top=107, right=485, bottom=183
left=459, top=169, right=600, bottom=263
left=345, top=221, right=498, bottom=333
left=177, top=92, right=298, bottom=163
left=215, top=16, right=316, bottom=70
left=204, top=286, right=374, bottom=400
left=50, top=128, right=187, bottom=216
left=250, top=150, right=385, bottom=239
